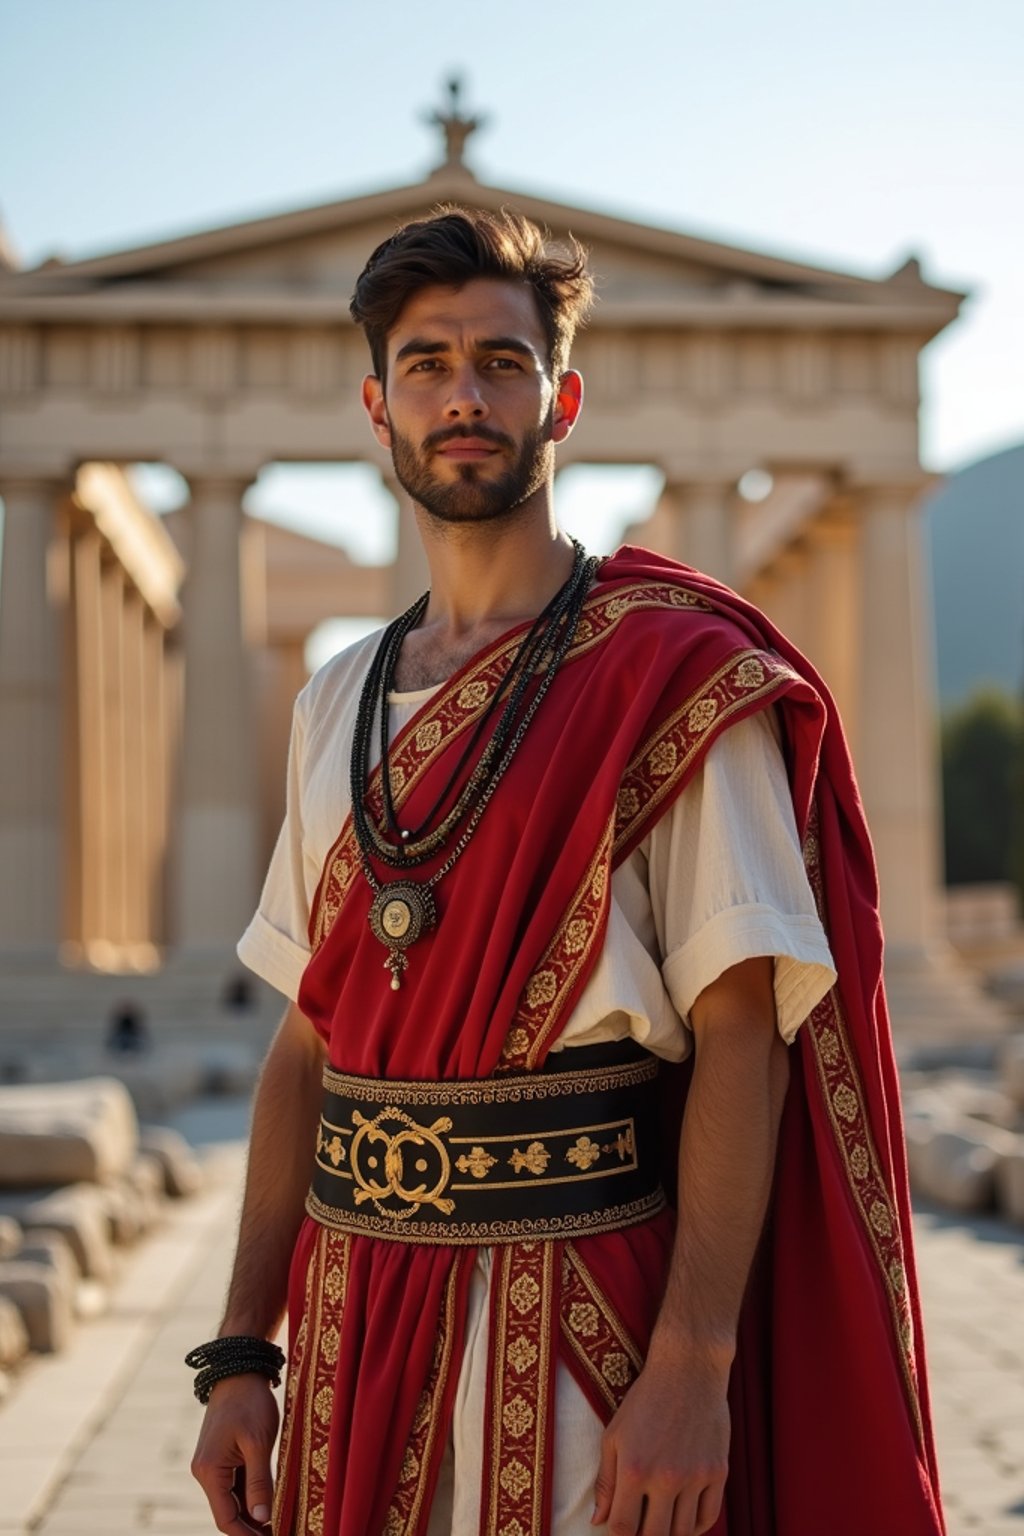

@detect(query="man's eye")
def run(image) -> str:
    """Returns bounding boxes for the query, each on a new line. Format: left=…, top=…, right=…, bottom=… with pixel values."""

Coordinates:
left=487, top=357, right=520, bottom=370
left=409, top=359, right=441, bottom=372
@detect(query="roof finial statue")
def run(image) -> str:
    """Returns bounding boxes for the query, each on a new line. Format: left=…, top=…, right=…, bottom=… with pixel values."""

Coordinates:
left=426, top=75, right=486, bottom=173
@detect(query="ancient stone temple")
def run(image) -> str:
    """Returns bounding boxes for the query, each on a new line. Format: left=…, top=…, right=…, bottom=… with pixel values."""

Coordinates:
left=0, top=86, right=988, bottom=1041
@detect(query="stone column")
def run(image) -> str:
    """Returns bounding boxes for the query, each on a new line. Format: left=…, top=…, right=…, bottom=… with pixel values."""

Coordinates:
left=682, top=480, right=736, bottom=585
left=69, top=526, right=107, bottom=958
left=175, top=475, right=259, bottom=948
left=0, top=478, right=66, bottom=951
left=386, top=474, right=429, bottom=615
left=121, top=587, right=149, bottom=953
left=638, top=480, right=737, bottom=581
left=253, top=637, right=308, bottom=874
left=652, top=480, right=736, bottom=583
left=637, top=482, right=687, bottom=564
left=762, top=546, right=811, bottom=654
left=142, top=610, right=169, bottom=949
left=805, top=512, right=860, bottom=757
left=856, top=485, right=941, bottom=955
left=100, top=557, right=128, bottom=953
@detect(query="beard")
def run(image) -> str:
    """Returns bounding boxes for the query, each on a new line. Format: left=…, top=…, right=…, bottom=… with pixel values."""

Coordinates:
left=390, top=422, right=553, bottom=526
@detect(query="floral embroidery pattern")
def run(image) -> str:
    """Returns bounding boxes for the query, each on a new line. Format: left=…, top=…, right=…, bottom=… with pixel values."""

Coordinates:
left=566, top=1135, right=601, bottom=1170
left=612, top=650, right=797, bottom=858
left=501, top=816, right=615, bottom=1069
left=415, top=720, right=443, bottom=752
left=502, top=1394, right=535, bottom=1437
left=687, top=697, right=718, bottom=733
left=560, top=1245, right=643, bottom=1414
left=486, top=1243, right=555, bottom=1536
left=567, top=1301, right=599, bottom=1338
left=509, top=1141, right=550, bottom=1176
left=647, top=740, right=678, bottom=778
left=524, top=971, right=557, bottom=1011
left=290, top=1229, right=350, bottom=1536
left=455, top=1146, right=497, bottom=1179
left=800, top=806, right=924, bottom=1448
left=735, top=657, right=766, bottom=688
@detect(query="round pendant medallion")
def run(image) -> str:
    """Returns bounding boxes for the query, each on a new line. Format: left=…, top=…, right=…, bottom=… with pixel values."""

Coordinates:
left=382, top=898, right=412, bottom=939
left=368, top=881, right=436, bottom=952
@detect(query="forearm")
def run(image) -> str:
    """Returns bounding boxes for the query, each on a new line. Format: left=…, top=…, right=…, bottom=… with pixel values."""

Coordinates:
left=650, top=959, right=789, bottom=1372
left=219, top=1002, right=325, bottom=1340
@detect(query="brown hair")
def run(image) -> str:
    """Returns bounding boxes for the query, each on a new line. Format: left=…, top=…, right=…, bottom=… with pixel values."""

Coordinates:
left=349, top=205, right=594, bottom=381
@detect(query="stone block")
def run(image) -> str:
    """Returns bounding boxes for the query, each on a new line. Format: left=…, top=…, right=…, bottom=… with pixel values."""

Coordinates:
left=0, top=1184, right=116, bottom=1280
left=95, top=1181, right=145, bottom=1247
left=0, top=1291, right=29, bottom=1367
left=994, top=1145, right=1024, bottom=1224
left=0, top=1078, right=138, bottom=1188
left=996, top=1033, right=1024, bottom=1110
left=139, top=1126, right=204, bottom=1198
left=15, top=1230, right=79, bottom=1295
left=0, top=1213, right=20, bottom=1257
left=109, top=1055, right=205, bottom=1119
left=905, top=1124, right=997, bottom=1213
left=0, top=1259, right=74, bottom=1353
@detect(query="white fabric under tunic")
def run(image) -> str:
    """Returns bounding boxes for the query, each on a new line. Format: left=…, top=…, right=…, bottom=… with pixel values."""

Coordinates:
left=237, top=630, right=837, bottom=1535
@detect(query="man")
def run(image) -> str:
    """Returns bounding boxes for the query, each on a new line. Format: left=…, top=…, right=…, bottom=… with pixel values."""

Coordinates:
left=191, top=208, right=945, bottom=1536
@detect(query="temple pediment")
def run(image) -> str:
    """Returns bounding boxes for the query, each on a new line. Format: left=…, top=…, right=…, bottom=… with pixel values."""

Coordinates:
left=0, top=167, right=963, bottom=336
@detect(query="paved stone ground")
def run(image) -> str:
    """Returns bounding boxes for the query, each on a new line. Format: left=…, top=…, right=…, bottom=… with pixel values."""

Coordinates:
left=0, top=1108, right=1021, bottom=1535
left=913, top=1205, right=1024, bottom=1535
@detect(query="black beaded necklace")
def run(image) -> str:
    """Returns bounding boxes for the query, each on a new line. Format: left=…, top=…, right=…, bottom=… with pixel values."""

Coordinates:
left=350, top=540, right=599, bottom=990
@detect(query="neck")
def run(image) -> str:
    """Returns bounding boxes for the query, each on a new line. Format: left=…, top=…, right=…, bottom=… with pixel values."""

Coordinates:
left=413, top=489, right=577, bottom=635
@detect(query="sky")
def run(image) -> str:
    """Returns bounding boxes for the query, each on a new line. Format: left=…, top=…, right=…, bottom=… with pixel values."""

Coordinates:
left=1, top=0, right=1022, bottom=642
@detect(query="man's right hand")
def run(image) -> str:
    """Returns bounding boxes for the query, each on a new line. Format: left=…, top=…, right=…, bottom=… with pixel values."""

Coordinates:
left=191, top=1374, right=280, bottom=1533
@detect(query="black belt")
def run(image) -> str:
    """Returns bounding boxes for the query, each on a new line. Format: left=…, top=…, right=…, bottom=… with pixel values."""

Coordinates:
left=306, top=1041, right=665, bottom=1245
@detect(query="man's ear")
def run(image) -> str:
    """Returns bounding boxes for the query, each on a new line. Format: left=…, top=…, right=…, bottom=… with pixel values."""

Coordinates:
left=550, top=370, right=583, bottom=444
left=362, top=375, right=391, bottom=448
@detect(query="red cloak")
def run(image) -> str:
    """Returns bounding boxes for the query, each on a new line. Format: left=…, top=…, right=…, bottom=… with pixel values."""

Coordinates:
left=271, top=547, right=944, bottom=1536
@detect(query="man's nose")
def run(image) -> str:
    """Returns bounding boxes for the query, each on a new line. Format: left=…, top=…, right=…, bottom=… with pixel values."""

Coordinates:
left=444, top=364, right=488, bottom=418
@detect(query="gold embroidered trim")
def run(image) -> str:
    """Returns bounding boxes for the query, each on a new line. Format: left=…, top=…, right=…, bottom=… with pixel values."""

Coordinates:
left=321, top=1054, right=658, bottom=1104
left=502, top=815, right=616, bottom=1070
left=272, top=1238, right=316, bottom=1534
left=308, top=582, right=714, bottom=954
left=486, top=1243, right=556, bottom=1536
left=501, top=650, right=797, bottom=1070
left=305, top=1187, right=665, bottom=1246
left=801, top=807, right=924, bottom=1449
left=612, top=648, right=799, bottom=857
left=560, top=1243, right=644, bottom=1414
left=382, top=1258, right=462, bottom=1536
left=292, top=1227, right=350, bottom=1536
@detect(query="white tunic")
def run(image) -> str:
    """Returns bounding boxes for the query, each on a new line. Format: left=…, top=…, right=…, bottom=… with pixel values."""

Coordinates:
left=237, top=628, right=837, bottom=1534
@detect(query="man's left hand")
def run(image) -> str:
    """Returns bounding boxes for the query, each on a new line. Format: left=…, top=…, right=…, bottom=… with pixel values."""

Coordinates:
left=591, top=1350, right=730, bottom=1536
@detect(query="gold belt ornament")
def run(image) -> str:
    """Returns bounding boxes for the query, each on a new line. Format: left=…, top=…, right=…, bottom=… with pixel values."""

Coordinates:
left=348, top=1104, right=456, bottom=1219
left=307, top=1045, right=664, bottom=1246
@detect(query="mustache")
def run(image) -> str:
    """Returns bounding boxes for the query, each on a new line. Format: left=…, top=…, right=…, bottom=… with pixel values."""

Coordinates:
left=423, top=425, right=514, bottom=452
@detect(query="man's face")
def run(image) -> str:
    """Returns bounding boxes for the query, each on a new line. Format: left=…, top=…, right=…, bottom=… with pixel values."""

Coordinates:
left=362, top=278, right=581, bottom=526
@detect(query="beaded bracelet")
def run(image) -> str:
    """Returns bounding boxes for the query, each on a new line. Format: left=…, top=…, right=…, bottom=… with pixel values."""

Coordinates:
left=185, top=1336, right=286, bottom=1405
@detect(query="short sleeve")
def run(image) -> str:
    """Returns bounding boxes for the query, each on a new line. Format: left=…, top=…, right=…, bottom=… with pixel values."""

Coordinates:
left=647, top=708, right=837, bottom=1042
left=237, top=693, right=314, bottom=1001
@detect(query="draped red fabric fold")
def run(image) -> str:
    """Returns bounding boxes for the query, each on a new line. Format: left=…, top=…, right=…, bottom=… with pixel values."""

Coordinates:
left=274, top=546, right=944, bottom=1536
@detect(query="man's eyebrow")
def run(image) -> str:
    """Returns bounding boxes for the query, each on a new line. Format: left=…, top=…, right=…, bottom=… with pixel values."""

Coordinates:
left=477, top=337, right=538, bottom=358
left=394, top=338, right=449, bottom=362
left=393, top=336, right=540, bottom=363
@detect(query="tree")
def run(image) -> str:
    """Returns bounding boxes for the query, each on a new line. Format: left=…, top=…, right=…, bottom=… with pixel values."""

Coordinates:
left=940, top=687, right=1024, bottom=891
